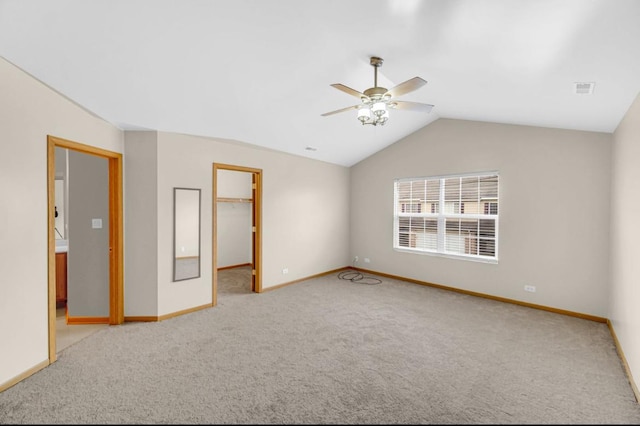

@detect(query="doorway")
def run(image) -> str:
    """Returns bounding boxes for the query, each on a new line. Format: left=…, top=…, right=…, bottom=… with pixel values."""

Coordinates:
left=212, top=163, right=262, bottom=306
left=47, top=135, right=123, bottom=363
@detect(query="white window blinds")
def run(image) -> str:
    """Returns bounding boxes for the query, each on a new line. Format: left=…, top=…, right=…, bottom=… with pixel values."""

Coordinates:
left=394, top=172, right=499, bottom=261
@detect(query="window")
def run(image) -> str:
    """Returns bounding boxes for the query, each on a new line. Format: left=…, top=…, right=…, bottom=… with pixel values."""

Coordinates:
left=394, top=172, right=499, bottom=262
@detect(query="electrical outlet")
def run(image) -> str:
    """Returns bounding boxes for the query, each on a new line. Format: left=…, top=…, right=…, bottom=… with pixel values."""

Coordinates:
left=364, top=258, right=371, bottom=263
left=354, top=256, right=359, bottom=263
left=282, top=268, right=288, bottom=274
left=524, top=285, right=536, bottom=293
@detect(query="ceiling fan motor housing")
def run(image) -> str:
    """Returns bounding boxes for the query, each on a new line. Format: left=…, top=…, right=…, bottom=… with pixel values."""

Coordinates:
left=363, top=86, right=389, bottom=101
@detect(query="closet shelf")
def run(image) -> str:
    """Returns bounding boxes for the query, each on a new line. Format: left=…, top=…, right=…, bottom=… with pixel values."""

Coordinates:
left=217, top=197, right=253, bottom=203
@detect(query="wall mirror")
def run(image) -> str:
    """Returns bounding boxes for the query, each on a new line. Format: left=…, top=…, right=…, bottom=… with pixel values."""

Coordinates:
left=173, top=187, right=201, bottom=281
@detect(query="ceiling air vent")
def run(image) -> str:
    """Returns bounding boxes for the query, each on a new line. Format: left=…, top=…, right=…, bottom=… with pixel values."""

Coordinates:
left=574, top=82, right=595, bottom=95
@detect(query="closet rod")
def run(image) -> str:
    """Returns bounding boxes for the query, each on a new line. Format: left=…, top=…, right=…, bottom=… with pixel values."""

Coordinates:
left=217, top=197, right=252, bottom=203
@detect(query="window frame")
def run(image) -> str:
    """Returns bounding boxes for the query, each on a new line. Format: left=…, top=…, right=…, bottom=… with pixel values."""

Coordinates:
left=393, top=171, right=499, bottom=264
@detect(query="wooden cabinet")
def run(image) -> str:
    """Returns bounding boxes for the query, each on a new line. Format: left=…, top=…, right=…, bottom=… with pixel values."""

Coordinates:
left=55, top=252, right=67, bottom=308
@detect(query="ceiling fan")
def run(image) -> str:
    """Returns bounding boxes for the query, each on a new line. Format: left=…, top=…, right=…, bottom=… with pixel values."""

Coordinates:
left=321, top=56, right=434, bottom=126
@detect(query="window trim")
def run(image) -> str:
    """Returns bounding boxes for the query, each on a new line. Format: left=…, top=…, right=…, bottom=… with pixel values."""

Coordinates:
left=393, top=171, right=499, bottom=264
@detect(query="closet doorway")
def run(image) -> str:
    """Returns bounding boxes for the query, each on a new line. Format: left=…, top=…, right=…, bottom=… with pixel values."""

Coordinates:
left=47, top=136, right=124, bottom=362
left=212, top=163, right=262, bottom=306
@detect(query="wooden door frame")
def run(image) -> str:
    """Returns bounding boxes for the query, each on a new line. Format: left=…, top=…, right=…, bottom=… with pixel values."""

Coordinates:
left=212, top=163, right=262, bottom=306
left=47, top=135, right=124, bottom=362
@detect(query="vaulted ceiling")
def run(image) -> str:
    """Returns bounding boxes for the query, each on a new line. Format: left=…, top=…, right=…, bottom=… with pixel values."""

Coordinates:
left=2, top=0, right=639, bottom=166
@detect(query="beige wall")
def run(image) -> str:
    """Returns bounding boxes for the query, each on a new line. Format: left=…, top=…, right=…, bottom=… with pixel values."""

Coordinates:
left=156, top=132, right=350, bottom=316
left=124, top=131, right=159, bottom=316
left=122, top=131, right=351, bottom=317
left=610, top=92, right=640, bottom=392
left=350, top=118, right=612, bottom=317
left=0, top=57, right=123, bottom=386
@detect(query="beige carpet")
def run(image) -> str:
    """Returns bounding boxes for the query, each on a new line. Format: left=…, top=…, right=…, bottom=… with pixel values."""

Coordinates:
left=1, top=268, right=639, bottom=424
left=217, top=265, right=254, bottom=296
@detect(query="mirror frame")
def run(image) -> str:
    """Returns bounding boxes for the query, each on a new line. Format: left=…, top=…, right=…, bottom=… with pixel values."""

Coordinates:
left=173, top=187, right=201, bottom=282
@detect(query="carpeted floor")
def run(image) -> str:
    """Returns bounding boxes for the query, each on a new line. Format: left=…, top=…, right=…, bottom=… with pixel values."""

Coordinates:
left=1, top=268, right=639, bottom=424
left=217, top=265, right=254, bottom=296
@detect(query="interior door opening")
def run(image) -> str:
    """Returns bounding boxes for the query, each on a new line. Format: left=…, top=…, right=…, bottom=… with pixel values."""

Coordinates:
left=212, top=163, right=262, bottom=306
left=47, top=135, right=123, bottom=363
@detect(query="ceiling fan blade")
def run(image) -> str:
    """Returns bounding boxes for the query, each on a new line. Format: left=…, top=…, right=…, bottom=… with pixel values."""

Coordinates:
left=389, top=101, right=434, bottom=113
left=330, top=83, right=368, bottom=100
left=321, top=104, right=360, bottom=117
left=385, top=77, right=427, bottom=98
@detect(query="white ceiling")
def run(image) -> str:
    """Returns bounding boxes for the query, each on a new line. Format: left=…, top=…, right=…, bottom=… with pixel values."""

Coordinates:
left=2, top=0, right=640, bottom=167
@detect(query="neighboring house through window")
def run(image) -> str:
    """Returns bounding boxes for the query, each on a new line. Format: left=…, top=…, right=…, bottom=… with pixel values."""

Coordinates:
left=484, top=202, right=498, bottom=215
left=401, top=202, right=422, bottom=213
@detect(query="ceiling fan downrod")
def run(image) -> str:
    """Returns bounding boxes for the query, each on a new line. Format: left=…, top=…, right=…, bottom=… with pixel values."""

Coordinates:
left=370, top=56, right=383, bottom=88
left=363, top=57, right=388, bottom=101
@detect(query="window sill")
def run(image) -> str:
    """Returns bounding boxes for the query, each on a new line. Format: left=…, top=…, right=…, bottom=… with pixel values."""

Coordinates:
left=393, top=247, right=499, bottom=264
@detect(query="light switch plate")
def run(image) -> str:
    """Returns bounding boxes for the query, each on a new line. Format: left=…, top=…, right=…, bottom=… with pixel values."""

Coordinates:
left=92, top=218, right=102, bottom=229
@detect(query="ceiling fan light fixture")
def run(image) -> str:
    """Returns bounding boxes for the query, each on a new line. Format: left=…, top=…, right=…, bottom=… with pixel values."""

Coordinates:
left=357, top=106, right=372, bottom=124
left=370, top=109, right=389, bottom=126
left=372, top=101, right=387, bottom=117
